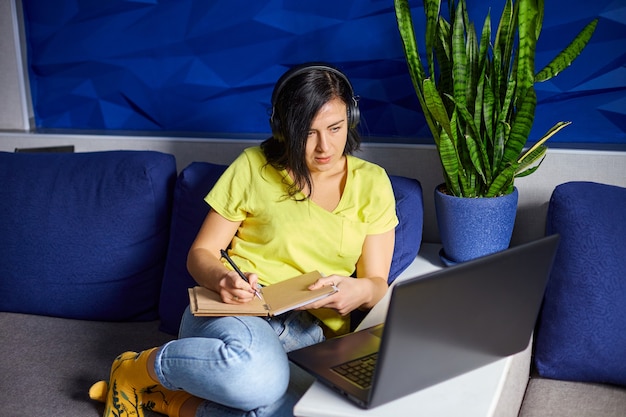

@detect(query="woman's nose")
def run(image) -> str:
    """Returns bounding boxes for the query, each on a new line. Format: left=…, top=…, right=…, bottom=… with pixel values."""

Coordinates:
left=316, top=134, right=330, bottom=151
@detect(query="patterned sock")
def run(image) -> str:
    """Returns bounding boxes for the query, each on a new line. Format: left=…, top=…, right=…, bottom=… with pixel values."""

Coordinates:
left=89, top=349, right=193, bottom=417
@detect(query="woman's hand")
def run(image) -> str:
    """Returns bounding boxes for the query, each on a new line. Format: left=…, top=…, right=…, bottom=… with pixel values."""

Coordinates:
left=298, top=229, right=395, bottom=316
left=298, top=274, right=384, bottom=316
left=218, top=270, right=261, bottom=304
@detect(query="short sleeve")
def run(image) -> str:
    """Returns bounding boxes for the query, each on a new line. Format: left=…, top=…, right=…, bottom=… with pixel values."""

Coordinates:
left=367, top=175, right=398, bottom=235
left=344, top=157, right=398, bottom=236
left=205, top=149, right=256, bottom=221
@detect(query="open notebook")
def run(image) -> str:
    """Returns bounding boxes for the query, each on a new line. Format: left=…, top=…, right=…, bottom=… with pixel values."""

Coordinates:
left=188, top=271, right=337, bottom=317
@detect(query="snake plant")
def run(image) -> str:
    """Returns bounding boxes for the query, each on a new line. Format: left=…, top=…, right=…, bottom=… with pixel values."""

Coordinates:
left=394, top=0, right=597, bottom=197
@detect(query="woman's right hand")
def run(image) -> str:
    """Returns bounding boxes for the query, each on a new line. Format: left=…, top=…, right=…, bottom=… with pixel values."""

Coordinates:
left=218, top=270, right=260, bottom=304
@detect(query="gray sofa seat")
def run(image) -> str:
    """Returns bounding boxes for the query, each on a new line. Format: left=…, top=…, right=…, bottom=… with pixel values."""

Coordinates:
left=519, top=375, right=626, bottom=417
left=0, top=312, right=174, bottom=417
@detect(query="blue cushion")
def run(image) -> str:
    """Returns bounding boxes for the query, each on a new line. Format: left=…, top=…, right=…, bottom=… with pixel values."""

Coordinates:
left=535, top=182, right=626, bottom=386
left=388, top=175, right=423, bottom=283
left=159, top=162, right=424, bottom=334
left=159, top=162, right=227, bottom=334
left=0, top=151, right=176, bottom=321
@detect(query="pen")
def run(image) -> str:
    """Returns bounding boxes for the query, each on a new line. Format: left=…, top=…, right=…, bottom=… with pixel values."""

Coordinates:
left=220, top=249, right=263, bottom=301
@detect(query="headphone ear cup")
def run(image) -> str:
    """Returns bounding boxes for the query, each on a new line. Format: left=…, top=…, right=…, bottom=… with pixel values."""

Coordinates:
left=270, top=112, right=283, bottom=142
left=348, top=97, right=360, bottom=129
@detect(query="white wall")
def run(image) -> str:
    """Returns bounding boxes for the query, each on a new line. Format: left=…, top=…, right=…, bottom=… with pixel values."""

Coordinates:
left=2, top=132, right=625, bottom=245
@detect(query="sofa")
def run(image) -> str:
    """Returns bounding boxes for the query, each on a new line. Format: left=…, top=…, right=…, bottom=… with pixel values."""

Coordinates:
left=0, top=149, right=423, bottom=417
left=1, top=149, right=624, bottom=417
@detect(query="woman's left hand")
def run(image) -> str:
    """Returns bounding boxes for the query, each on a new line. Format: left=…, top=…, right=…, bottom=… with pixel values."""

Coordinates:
left=298, top=274, right=376, bottom=316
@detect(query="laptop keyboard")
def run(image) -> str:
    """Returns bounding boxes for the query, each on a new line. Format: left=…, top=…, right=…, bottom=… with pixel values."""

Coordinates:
left=331, top=352, right=378, bottom=389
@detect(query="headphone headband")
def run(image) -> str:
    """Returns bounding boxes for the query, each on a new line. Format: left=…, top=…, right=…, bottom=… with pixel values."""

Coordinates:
left=271, top=63, right=356, bottom=107
left=270, top=63, right=360, bottom=141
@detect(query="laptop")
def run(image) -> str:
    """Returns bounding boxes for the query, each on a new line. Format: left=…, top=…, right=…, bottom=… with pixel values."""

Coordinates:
left=288, top=234, right=560, bottom=409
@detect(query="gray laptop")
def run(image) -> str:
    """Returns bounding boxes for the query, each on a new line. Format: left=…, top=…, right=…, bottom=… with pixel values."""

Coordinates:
left=288, top=234, right=560, bottom=409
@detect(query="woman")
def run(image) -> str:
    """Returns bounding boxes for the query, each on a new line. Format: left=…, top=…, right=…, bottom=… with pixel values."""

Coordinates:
left=89, top=63, right=398, bottom=417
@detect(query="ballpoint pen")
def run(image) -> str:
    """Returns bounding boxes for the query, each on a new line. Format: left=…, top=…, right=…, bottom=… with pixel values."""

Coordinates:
left=220, top=249, right=263, bottom=301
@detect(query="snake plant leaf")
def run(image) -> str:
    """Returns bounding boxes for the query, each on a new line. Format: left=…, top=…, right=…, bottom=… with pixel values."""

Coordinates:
left=493, top=0, right=515, bottom=102
left=515, top=161, right=543, bottom=178
left=466, top=22, right=479, bottom=109
left=451, top=0, right=467, bottom=108
left=435, top=19, right=454, bottom=102
left=425, top=0, right=441, bottom=77
left=493, top=77, right=516, bottom=170
left=519, top=121, right=572, bottom=164
left=535, top=19, right=598, bottom=82
left=393, top=1, right=426, bottom=102
left=515, top=145, right=547, bottom=178
left=493, top=120, right=510, bottom=178
left=450, top=111, right=475, bottom=197
left=465, top=134, right=488, bottom=186
left=482, top=75, right=496, bottom=149
left=424, top=0, right=439, bottom=53
left=535, top=0, right=544, bottom=39
left=515, top=121, right=570, bottom=178
left=423, top=78, right=453, bottom=142
left=487, top=163, right=518, bottom=197
left=477, top=12, right=491, bottom=87
left=517, top=0, right=539, bottom=93
left=439, top=130, right=461, bottom=195
left=502, top=88, right=537, bottom=169
left=473, top=17, right=490, bottom=136
left=444, top=93, right=480, bottom=144
left=474, top=66, right=485, bottom=137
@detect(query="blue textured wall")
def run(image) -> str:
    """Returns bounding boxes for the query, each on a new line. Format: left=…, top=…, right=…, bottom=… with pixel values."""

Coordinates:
left=22, top=0, right=626, bottom=144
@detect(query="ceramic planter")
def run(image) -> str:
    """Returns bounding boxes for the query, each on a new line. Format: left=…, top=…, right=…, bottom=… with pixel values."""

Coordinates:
left=434, top=185, right=518, bottom=265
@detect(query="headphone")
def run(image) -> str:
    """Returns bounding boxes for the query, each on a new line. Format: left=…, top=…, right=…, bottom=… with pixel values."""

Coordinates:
left=269, top=63, right=360, bottom=141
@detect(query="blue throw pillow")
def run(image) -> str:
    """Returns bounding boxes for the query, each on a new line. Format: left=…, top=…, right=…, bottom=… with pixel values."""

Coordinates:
left=159, top=162, right=423, bottom=334
left=388, top=175, right=423, bottom=283
left=159, top=162, right=227, bottom=334
left=535, top=182, right=626, bottom=386
left=0, top=151, right=176, bottom=321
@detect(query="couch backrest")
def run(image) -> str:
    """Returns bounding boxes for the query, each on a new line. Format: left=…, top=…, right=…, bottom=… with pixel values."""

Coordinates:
left=0, top=150, right=422, bottom=332
left=0, top=150, right=176, bottom=321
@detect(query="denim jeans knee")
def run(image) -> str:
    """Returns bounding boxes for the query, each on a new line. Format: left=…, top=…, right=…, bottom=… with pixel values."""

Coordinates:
left=160, top=308, right=324, bottom=415
left=158, top=310, right=290, bottom=410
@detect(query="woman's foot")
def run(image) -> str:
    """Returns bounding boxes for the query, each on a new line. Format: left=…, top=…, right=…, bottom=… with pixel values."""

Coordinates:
left=90, top=349, right=193, bottom=417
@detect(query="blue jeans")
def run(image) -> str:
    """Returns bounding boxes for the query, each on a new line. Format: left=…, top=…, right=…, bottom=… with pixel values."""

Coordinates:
left=154, top=307, right=324, bottom=417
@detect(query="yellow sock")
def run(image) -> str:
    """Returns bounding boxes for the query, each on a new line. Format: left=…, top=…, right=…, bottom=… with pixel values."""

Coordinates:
left=89, top=348, right=193, bottom=417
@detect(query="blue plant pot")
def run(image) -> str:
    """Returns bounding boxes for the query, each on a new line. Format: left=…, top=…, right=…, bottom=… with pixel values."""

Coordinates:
left=434, top=185, right=519, bottom=264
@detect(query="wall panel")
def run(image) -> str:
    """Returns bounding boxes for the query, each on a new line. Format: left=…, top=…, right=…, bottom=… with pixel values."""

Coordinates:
left=17, top=0, right=626, bottom=144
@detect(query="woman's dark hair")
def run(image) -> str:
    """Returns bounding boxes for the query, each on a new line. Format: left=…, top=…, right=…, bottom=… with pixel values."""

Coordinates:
left=261, top=64, right=361, bottom=199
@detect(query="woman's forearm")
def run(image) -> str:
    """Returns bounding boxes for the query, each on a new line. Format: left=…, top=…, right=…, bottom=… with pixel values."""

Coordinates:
left=187, top=247, right=227, bottom=292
